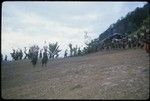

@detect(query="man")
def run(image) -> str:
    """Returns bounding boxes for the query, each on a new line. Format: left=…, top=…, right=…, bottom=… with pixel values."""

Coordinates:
left=10, top=49, right=15, bottom=60
left=28, top=49, right=32, bottom=60
left=140, top=32, right=144, bottom=48
left=16, top=50, right=19, bottom=60
left=78, top=48, right=81, bottom=56
left=24, top=47, right=28, bottom=59
left=144, top=29, right=150, bottom=53
left=137, top=32, right=141, bottom=48
left=31, top=51, right=38, bottom=67
left=4, top=55, right=7, bottom=61
left=118, top=39, right=122, bottom=49
left=39, top=49, right=43, bottom=59
left=1, top=54, right=3, bottom=61
left=122, top=37, right=126, bottom=49
left=42, top=49, right=48, bottom=67
left=19, top=49, right=23, bottom=60
left=30, top=45, right=39, bottom=67
left=128, top=37, right=132, bottom=49
left=64, top=49, right=68, bottom=58
left=132, top=35, right=138, bottom=48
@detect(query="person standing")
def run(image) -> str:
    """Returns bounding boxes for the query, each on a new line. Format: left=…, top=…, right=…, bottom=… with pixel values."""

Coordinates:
left=144, top=29, right=150, bottom=53
left=4, top=55, right=7, bottom=61
left=42, top=49, right=48, bottom=67
left=24, top=47, right=28, bottom=59
left=64, top=49, right=68, bottom=58
left=39, top=49, right=43, bottom=59
left=1, top=54, right=3, bottom=61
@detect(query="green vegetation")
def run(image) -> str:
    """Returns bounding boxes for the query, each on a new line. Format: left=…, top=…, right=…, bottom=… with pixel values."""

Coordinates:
left=48, top=42, right=61, bottom=58
left=85, top=3, right=149, bottom=54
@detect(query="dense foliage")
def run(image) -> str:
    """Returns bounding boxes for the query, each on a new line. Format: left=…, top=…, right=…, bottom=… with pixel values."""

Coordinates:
left=84, top=3, right=149, bottom=54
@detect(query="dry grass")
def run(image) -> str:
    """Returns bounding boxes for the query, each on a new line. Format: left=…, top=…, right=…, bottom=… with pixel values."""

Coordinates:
left=1, top=49, right=149, bottom=99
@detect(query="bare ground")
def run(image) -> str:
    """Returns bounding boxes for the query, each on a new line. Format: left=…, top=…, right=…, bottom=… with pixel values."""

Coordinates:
left=1, top=49, right=149, bottom=99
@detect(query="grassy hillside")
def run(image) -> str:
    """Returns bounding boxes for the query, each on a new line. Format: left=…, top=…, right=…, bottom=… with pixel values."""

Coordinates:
left=2, top=49, right=149, bottom=99
left=98, top=3, right=149, bottom=41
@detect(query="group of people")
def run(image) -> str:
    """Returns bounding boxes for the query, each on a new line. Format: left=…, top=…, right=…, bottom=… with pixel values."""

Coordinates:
left=99, top=28, right=149, bottom=53
left=1, top=54, right=7, bottom=61
left=10, top=49, right=23, bottom=61
left=9, top=46, right=48, bottom=67
left=26, top=46, right=48, bottom=67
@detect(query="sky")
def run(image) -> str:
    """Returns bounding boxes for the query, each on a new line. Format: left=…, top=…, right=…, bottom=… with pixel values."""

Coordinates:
left=1, top=1, right=147, bottom=60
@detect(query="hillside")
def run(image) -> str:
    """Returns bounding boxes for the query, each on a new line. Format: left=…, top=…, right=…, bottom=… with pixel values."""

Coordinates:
left=98, top=3, right=149, bottom=42
left=82, top=3, right=149, bottom=55
left=1, top=49, right=149, bottom=99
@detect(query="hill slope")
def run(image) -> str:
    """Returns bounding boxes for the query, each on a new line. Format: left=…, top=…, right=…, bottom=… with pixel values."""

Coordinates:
left=99, top=3, right=149, bottom=41
left=1, top=49, right=149, bottom=99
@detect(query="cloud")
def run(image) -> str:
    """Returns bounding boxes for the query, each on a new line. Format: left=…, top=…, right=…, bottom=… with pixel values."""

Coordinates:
left=2, top=8, right=88, bottom=60
left=70, top=13, right=98, bottom=21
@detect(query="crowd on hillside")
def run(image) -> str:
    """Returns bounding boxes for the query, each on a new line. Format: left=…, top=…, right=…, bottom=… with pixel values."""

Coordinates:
left=99, top=29, right=150, bottom=52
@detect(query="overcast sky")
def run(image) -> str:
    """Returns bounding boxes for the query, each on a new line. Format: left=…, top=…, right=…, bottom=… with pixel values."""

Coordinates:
left=2, top=1, right=147, bottom=60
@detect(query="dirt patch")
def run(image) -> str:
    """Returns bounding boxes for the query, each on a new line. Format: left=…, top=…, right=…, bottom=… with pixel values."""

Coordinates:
left=70, top=84, right=83, bottom=91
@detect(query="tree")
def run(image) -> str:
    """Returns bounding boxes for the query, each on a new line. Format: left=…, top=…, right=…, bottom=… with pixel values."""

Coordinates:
left=84, top=31, right=91, bottom=46
left=49, top=42, right=61, bottom=58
